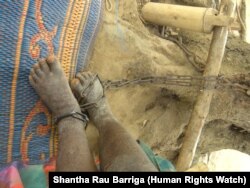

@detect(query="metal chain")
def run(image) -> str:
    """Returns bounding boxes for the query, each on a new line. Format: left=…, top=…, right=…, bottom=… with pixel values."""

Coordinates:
left=164, top=35, right=206, bottom=72
left=102, top=74, right=250, bottom=95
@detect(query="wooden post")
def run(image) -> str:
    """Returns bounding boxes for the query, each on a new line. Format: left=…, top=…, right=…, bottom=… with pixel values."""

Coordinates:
left=176, top=0, right=237, bottom=171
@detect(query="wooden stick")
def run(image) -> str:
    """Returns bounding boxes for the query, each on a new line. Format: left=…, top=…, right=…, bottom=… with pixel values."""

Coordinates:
left=176, top=0, right=237, bottom=171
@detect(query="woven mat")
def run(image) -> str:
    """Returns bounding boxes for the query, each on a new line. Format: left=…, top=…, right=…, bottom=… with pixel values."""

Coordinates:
left=0, top=0, right=103, bottom=167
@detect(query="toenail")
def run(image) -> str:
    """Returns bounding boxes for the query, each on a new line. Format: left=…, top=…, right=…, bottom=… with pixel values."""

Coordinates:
left=47, top=55, right=57, bottom=63
left=71, top=79, right=79, bottom=87
left=33, top=64, right=39, bottom=69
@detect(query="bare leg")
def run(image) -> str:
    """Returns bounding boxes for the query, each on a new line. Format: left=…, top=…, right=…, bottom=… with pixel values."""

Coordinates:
left=71, top=72, right=157, bottom=172
left=29, top=56, right=96, bottom=172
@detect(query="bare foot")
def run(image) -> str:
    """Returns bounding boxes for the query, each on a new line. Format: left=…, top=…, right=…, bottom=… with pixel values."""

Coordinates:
left=29, top=56, right=81, bottom=118
left=70, top=72, right=111, bottom=126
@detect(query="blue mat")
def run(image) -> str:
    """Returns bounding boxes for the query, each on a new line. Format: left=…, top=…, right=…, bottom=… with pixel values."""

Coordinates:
left=0, top=0, right=103, bottom=167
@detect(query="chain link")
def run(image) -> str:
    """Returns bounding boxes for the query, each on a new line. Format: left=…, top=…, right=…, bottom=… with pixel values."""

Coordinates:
left=102, top=74, right=250, bottom=95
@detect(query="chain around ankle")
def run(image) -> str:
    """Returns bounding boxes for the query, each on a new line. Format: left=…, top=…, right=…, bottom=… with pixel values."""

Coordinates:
left=54, top=111, right=89, bottom=125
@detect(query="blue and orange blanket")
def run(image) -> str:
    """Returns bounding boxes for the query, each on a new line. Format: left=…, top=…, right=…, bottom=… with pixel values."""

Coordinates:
left=0, top=0, right=103, bottom=168
left=0, top=160, right=55, bottom=188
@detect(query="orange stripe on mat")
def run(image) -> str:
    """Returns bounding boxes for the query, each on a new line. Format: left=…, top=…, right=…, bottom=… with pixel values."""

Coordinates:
left=57, top=0, right=74, bottom=61
left=70, top=0, right=90, bottom=78
left=8, top=1, right=30, bottom=163
left=59, top=0, right=86, bottom=79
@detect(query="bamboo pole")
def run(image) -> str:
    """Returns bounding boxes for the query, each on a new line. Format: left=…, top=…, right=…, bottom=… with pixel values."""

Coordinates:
left=142, top=3, right=217, bottom=33
left=142, top=3, right=234, bottom=33
left=241, top=0, right=250, bottom=43
left=176, top=0, right=237, bottom=171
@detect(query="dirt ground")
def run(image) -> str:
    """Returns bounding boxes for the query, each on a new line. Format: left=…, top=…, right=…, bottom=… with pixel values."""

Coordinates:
left=85, top=0, right=250, bottom=167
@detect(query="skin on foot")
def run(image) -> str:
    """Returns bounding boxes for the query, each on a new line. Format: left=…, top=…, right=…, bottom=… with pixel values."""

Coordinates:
left=70, top=72, right=108, bottom=123
left=71, top=73, right=158, bottom=172
left=71, top=72, right=103, bottom=103
left=29, top=55, right=81, bottom=118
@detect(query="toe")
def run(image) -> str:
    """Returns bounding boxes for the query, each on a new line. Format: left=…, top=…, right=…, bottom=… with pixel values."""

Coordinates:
left=70, top=79, right=83, bottom=92
left=39, top=58, right=50, bottom=73
left=70, top=79, right=83, bottom=99
left=76, top=71, right=94, bottom=84
left=46, top=55, right=61, bottom=73
left=76, top=73, right=85, bottom=84
left=29, top=75, right=36, bottom=87
left=83, top=72, right=92, bottom=80
left=31, top=72, right=39, bottom=83
left=32, top=63, right=39, bottom=70
left=33, top=64, right=44, bottom=77
left=30, top=68, right=36, bottom=76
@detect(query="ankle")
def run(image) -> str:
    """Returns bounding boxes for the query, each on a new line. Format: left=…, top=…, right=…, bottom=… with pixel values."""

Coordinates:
left=54, top=101, right=81, bottom=119
left=87, top=98, right=113, bottom=126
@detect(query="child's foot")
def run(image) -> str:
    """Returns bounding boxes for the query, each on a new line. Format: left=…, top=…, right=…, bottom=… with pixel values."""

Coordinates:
left=29, top=55, right=81, bottom=118
left=70, top=72, right=110, bottom=125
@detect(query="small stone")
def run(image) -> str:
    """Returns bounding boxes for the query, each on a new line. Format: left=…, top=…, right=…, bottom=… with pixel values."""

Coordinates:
left=247, top=90, right=250, bottom=96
